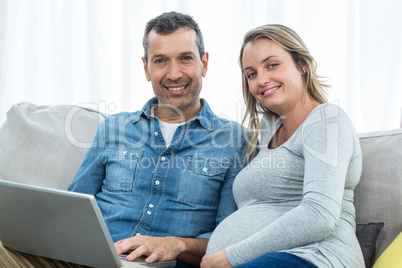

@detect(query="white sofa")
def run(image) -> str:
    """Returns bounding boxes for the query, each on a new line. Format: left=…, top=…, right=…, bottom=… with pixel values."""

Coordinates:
left=0, top=102, right=401, bottom=268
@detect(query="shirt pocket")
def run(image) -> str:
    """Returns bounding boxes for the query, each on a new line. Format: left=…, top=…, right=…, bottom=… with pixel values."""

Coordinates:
left=178, top=156, right=229, bottom=207
left=104, top=148, right=143, bottom=192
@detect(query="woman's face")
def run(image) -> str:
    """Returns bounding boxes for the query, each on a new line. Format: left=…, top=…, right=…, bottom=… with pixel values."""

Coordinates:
left=242, top=38, right=307, bottom=115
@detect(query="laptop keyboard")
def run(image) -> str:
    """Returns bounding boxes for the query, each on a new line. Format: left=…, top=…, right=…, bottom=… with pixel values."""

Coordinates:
left=119, top=254, right=148, bottom=263
left=119, top=254, right=176, bottom=267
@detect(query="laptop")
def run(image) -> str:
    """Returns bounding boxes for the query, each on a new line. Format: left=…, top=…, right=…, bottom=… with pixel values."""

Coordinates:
left=0, top=180, right=176, bottom=268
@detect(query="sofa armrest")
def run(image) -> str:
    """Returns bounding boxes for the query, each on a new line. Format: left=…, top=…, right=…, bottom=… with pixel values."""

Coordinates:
left=356, top=128, right=402, bottom=262
left=0, top=102, right=105, bottom=190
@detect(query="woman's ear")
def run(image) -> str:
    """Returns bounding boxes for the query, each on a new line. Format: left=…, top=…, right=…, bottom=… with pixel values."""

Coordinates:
left=299, top=60, right=308, bottom=74
left=302, top=65, right=308, bottom=74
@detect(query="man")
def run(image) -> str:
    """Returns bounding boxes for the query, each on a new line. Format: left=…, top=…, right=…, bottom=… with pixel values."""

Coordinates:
left=0, top=11, right=247, bottom=268
left=69, top=11, right=247, bottom=267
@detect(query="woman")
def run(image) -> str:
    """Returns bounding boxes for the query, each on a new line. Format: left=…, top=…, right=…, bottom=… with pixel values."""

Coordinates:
left=200, top=25, right=364, bottom=268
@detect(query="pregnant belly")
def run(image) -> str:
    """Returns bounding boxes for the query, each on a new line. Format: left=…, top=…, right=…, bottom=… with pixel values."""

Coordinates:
left=206, top=203, right=293, bottom=253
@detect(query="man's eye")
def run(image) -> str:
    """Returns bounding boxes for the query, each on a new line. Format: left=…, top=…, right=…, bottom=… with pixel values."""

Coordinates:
left=182, top=56, right=193, bottom=61
left=154, top=59, right=165, bottom=64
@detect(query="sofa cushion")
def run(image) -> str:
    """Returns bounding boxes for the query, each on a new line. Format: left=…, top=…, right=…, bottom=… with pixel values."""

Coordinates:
left=0, top=102, right=104, bottom=190
left=356, top=128, right=402, bottom=261
left=372, top=232, right=402, bottom=268
left=356, top=222, right=385, bottom=268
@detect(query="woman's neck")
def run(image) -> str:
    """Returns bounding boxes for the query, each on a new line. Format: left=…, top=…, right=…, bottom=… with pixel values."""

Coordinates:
left=269, top=97, right=320, bottom=148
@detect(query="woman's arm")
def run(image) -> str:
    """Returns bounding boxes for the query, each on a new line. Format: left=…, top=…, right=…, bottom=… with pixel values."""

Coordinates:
left=225, top=104, right=361, bottom=265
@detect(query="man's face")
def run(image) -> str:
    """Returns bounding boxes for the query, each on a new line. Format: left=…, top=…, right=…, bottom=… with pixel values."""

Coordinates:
left=142, top=28, right=208, bottom=117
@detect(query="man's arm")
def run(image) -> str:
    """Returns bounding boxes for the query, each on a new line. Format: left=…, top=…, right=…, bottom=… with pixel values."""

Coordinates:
left=68, top=120, right=106, bottom=194
left=115, top=235, right=208, bottom=267
left=177, top=237, right=208, bottom=266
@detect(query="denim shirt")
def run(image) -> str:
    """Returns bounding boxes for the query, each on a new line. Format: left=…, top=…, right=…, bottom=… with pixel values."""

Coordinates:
left=68, top=98, right=248, bottom=243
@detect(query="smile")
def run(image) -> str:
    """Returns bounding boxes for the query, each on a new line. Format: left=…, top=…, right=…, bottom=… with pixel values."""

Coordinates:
left=168, top=85, right=186, bottom=91
left=261, top=86, right=280, bottom=96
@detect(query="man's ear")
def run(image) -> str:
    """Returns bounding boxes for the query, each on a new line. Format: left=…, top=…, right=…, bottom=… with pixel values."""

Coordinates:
left=201, top=52, right=209, bottom=77
left=142, top=57, right=151, bottom=81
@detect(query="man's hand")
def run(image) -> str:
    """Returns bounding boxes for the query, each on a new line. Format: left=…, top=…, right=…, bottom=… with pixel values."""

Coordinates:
left=115, top=235, right=208, bottom=266
left=115, top=235, right=184, bottom=263
left=200, top=249, right=231, bottom=268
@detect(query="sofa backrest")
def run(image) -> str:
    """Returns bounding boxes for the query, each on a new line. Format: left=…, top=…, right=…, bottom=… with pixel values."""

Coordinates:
left=355, top=128, right=402, bottom=261
left=0, top=102, right=401, bottom=264
left=0, top=102, right=104, bottom=190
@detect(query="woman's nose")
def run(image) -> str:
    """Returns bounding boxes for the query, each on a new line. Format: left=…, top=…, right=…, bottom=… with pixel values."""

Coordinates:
left=258, top=71, right=271, bottom=87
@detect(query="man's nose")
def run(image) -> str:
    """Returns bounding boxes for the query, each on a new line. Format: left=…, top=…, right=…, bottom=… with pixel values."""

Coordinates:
left=166, top=61, right=182, bottom=81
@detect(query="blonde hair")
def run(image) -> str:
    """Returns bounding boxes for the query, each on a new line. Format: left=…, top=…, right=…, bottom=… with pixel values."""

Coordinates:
left=239, top=24, right=329, bottom=159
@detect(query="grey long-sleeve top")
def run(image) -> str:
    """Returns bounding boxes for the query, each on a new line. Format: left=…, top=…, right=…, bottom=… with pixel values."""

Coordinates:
left=206, top=104, right=365, bottom=267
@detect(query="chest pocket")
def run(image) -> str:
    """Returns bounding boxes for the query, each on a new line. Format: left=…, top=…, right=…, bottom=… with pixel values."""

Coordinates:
left=105, top=149, right=143, bottom=192
left=178, top=156, right=229, bottom=207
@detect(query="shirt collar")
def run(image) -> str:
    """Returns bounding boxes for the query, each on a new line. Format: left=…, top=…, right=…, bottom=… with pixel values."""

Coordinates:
left=131, top=97, right=215, bottom=131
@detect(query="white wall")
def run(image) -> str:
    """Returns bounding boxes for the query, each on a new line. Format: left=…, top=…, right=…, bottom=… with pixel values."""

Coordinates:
left=1, top=0, right=401, bottom=132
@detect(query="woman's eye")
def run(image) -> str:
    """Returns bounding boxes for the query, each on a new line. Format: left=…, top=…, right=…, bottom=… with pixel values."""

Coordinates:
left=268, top=63, right=278, bottom=69
left=247, top=72, right=256, bottom=79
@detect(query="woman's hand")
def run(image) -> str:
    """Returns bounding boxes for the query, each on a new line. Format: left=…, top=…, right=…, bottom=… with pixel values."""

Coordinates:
left=200, top=249, right=231, bottom=268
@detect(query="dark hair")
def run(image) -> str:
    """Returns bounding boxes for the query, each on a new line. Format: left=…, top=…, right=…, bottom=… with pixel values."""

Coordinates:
left=142, top=11, right=205, bottom=63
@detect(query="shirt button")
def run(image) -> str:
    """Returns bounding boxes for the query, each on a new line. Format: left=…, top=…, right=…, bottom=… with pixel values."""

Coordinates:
left=149, top=204, right=154, bottom=208
left=154, top=132, right=159, bottom=136
left=123, top=151, right=128, bottom=155
left=203, top=167, right=208, bottom=172
left=161, top=156, right=166, bottom=161
left=136, top=233, right=141, bottom=236
left=147, top=211, right=152, bottom=215
left=155, top=180, right=160, bottom=185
